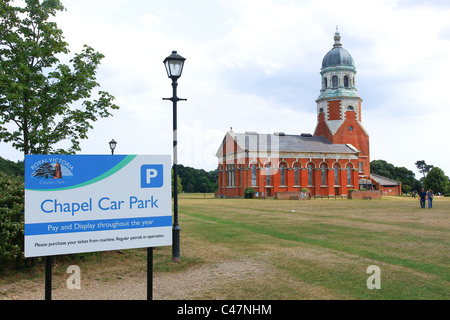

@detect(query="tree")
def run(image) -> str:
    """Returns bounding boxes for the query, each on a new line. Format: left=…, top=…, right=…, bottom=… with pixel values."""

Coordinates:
left=0, top=172, right=25, bottom=265
left=0, top=156, right=24, bottom=175
left=0, top=0, right=118, bottom=156
left=415, top=160, right=434, bottom=178
left=423, top=167, right=448, bottom=194
left=31, top=162, right=54, bottom=178
left=394, top=166, right=418, bottom=192
left=370, top=160, right=395, bottom=179
left=177, top=164, right=218, bottom=193
left=371, top=159, right=420, bottom=193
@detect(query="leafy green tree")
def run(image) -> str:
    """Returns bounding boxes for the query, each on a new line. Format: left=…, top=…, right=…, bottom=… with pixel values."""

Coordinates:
left=0, top=156, right=24, bottom=175
left=423, top=167, right=448, bottom=194
left=370, top=160, right=419, bottom=193
left=370, top=160, right=395, bottom=179
left=415, top=160, right=434, bottom=178
left=0, top=0, right=118, bottom=156
left=445, top=181, right=450, bottom=196
left=197, top=175, right=211, bottom=194
left=0, top=172, right=25, bottom=266
left=394, top=166, right=418, bottom=193
left=177, top=164, right=218, bottom=193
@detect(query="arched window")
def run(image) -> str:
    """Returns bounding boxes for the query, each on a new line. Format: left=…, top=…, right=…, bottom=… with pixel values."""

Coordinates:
left=347, top=106, right=354, bottom=111
left=251, top=164, right=257, bottom=186
left=332, top=75, right=338, bottom=88
left=226, top=164, right=236, bottom=187
left=321, top=164, right=327, bottom=186
left=319, top=108, right=324, bottom=113
left=323, top=77, right=328, bottom=89
left=280, top=163, right=286, bottom=186
left=344, top=75, right=349, bottom=87
left=294, top=164, right=300, bottom=186
left=334, top=164, right=340, bottom=186
left=308, top=164, right=314, bottom=186
left=347, top=165, right=353, bottom=186
left=232, top=165, right=236, bottom=186
left=266, top=163, right=271, bottom=186
left=349, top=126, right=353, bottom=132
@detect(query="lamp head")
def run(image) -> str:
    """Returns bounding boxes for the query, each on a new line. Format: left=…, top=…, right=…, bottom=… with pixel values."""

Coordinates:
left=109, top=139, right=117, bottom=151
left=163, top=50, right=186, bottom=79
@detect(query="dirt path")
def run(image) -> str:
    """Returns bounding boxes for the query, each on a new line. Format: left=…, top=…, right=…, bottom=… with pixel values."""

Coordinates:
left=1, top=258, right=270, bottom=300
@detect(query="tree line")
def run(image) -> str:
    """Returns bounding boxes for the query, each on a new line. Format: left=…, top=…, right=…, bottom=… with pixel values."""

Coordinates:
left=0, top=157, right=24, bottom=176
left=2, top=157, right=449, bottom=195
left=177, top=164, right=218, bottom=193
left=370, top=159, right=450, bottom=195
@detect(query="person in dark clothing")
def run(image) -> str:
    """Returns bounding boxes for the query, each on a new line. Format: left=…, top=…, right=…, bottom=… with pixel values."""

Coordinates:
left=418, top=188, right=427, bottom=209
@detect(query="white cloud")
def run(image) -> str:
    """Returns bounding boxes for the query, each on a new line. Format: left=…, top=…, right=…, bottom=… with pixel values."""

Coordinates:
left=140, top=13, right=162, bottom=27
left=1, top=0, right=450, bottom=177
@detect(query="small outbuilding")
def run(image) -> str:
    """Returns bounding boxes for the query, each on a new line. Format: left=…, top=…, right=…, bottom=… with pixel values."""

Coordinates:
left=370, top=173, right=402, bottom=196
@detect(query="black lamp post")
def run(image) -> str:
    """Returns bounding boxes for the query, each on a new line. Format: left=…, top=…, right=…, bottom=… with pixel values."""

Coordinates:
left=163, top=50, right=186, bottom=262
left=109, top=139, right=117, bottom=155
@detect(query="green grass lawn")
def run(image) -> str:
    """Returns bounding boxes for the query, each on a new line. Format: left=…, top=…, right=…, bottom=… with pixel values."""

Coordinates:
left=2, top=194, right=448, bottom=300
left=177, top=194, right=449, bottom=299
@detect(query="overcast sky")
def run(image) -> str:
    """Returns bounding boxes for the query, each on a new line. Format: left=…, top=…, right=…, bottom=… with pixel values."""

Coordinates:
left=1, top=0, right=450, bottom=178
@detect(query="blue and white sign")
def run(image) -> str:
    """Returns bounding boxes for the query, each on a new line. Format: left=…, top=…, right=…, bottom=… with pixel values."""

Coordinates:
left=24, top=155, right=172, bottom=257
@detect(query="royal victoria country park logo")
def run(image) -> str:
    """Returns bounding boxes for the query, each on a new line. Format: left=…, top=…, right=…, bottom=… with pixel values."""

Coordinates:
left=30, top=157, right=74, bottom=185
left=26, top=155, right=150, bottom=191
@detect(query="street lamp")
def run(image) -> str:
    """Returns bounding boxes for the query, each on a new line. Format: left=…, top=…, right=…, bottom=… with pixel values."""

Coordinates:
left=163, top=50, right=186, bottom=262
left=164, top=50, right=186, bottom=80
left=109, top=139, right=117, bottom=155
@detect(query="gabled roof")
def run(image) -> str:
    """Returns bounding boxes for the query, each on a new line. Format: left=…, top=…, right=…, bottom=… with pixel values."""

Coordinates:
left=216, top=131, right=359, bottom=158
left=370, top=173, right=401, bottom=186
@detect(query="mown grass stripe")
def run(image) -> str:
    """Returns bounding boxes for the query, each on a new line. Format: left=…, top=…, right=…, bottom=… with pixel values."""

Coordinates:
left=182, top=210, right=449, bottom=281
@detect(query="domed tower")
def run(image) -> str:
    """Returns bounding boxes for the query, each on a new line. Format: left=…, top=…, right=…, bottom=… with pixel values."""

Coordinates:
left=314, top=28, right=370, bottom=178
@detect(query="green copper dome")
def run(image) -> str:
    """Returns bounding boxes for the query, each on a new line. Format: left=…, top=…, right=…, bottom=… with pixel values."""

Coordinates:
left=321, top=30, right=354, bottom=69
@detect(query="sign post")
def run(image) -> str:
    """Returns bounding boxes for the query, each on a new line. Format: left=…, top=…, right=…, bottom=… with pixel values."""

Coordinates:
left=24, top=155, right=172, bottom=299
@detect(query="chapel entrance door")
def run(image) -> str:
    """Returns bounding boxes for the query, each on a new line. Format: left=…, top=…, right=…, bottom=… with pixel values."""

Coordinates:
left=334, top=187, right=340, bottom=197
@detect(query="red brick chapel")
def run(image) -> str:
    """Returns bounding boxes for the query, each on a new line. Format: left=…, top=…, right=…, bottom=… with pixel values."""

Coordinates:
left=216, top=30, right=379, bottom=198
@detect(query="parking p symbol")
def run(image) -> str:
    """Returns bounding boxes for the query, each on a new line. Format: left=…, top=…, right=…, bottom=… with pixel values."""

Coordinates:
left=141, top=165, right=164, bottom=188
left=146, top=169, right=158, bottom=183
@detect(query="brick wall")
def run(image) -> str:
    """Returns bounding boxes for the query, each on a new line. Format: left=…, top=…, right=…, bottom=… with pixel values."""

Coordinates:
left=274, top=191, right=302, bottom=200
left=218, top=157, right=361, bottom=198
left=327, top=100, right=341, bottom=120
left=348, top=190, right=381, bottom=199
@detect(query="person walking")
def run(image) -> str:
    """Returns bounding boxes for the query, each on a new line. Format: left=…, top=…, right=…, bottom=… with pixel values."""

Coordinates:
left=418, top=188, right=427, bottom=209
left=427, top=189, right=434, bottom=209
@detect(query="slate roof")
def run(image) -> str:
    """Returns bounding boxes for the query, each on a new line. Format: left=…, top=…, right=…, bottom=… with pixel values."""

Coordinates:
left=216, top=131, right=359, bottom=157
left=370, top=173, right=401, bottom=186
